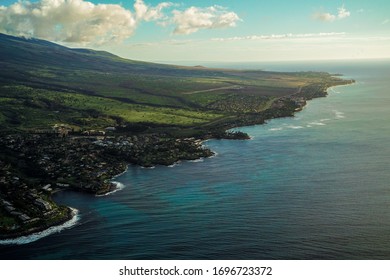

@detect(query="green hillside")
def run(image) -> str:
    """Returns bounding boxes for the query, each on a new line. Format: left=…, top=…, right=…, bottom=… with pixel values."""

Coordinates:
left=0, top=33, right=349, bottom=135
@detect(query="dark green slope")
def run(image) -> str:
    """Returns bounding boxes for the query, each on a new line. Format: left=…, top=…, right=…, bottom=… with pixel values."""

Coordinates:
left=0, top=33, right=222, bottom=76
left=0, top=33, right=349, bottom=133
left=0, top=33, right=144, bottom=70
left=0, top=33, right=222, bottom=130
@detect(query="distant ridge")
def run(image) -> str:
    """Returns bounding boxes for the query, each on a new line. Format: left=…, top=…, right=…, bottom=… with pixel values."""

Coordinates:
left=0, top=32, right=148, bottom=71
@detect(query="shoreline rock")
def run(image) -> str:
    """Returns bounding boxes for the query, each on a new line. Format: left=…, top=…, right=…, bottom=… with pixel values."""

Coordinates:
left=0, top=206, right=76, bottom=242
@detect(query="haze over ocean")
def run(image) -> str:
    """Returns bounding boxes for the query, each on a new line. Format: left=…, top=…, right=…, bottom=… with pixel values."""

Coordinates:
left=2, top=60, right=390, bottom=259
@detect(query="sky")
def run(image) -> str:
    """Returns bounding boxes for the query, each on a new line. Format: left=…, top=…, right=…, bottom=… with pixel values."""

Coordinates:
left=1, top=0, right=390, bottom=62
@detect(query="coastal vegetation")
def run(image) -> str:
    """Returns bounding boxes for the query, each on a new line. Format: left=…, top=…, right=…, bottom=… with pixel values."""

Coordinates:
left=0, top=33, right=350, bottom=134
left=0, top=33, right=353, bottom=239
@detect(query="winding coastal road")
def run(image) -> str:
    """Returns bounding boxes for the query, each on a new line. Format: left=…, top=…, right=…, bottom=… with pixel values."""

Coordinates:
left=181, top=85, right=242, bottom=95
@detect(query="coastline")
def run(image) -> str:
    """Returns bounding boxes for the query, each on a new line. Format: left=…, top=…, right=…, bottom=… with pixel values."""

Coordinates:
left=211, top=79, right=355, bottom=137
left=0, top=79, right=354, bottom=244
left=95, top=165, right=129, bottom=197
left=0, top=207, right=79, bottom=245
left=95, top=181, right=126, bottom=197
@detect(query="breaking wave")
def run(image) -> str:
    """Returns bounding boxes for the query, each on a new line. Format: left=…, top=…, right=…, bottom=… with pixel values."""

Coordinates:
left=189, top=158, right=204, bottom=163
left=309, top=121, right=326, bottom=126
left=0, top=208, right=79, bottom=245
left=96, top=182, right=125, bottom=197
left=287, top=125, right=304, bottom=129
left=334, top=110, right=346, bottom=119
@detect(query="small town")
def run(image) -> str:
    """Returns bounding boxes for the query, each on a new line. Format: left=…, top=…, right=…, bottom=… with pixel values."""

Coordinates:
left=0, top=130, right=214, bottom=238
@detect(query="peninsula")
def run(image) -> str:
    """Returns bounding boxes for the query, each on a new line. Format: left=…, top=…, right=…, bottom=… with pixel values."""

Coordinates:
left=0, top=33, right=353, bottom=240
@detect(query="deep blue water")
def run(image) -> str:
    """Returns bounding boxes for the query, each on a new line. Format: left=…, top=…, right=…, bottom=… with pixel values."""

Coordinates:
left=1, top=60, right=390, bottom=259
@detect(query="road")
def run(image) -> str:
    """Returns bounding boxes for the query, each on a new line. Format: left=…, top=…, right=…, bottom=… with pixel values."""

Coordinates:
left=181, top=85, right=242, bottom=95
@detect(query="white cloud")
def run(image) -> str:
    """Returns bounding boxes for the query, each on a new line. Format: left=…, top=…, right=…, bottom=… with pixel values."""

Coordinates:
left=313, top=12, right=336, bottom=22
left=172, top=6, right=240, bottom=35
left=212, top=32, right=347, bottom=42
left=382, top=19, right=390, bottom=25
left=337, top=6, right=350, bottom=19
left=313, top=6, right=351, bottom=22
left=0, top=0, right=172, bottom=45
left=0, top=0, right=137, bottom=45
left=134, top=0, right=172, bottom=21
left=0, top=1, right=240, bottom=44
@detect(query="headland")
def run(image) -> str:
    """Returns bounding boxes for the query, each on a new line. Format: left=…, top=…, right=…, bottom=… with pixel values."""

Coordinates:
left=0, top=32, right=354, bottom=242
left=0, top=78, right=353, bottom=241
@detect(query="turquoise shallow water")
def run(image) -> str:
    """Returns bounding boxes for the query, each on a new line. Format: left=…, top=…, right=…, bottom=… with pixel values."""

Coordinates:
left=1, top=60, right=390, bottom=259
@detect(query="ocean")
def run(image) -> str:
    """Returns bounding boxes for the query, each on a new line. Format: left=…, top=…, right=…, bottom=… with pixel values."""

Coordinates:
left=1, top=59, right=390, bottom=259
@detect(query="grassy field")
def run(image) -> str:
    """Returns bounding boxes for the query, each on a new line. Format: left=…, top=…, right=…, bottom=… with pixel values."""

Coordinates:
left=0, top=33, right=349, bottom=133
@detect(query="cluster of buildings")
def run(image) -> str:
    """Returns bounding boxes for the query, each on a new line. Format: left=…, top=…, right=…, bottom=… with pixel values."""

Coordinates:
left=0, top=160, right=58, bottom=230
left=0, top=134, right=127, bottom=194
left=0, top=131, right=212, bottom=234
left=0, top=198, right=33, bottom=226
